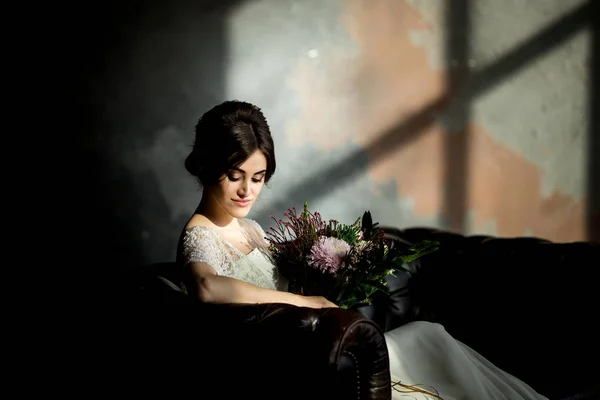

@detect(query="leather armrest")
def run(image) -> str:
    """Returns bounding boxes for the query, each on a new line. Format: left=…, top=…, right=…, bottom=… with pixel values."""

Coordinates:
left=110, top=302, right=391, bottom=400
left=249, top=304, right=391, bottom=399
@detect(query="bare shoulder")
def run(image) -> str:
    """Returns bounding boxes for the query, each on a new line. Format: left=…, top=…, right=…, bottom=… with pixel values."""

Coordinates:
left=185, top=214, right=215, bottom=230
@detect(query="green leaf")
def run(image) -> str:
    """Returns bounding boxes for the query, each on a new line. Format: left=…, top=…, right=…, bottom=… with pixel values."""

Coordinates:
left=341, top=295, right=359, bottom=307
left=302, top=201, right=309, bottom=219
left=362, top=281, right=387, bottom=294
left=395, top=240, right=440, bottom=263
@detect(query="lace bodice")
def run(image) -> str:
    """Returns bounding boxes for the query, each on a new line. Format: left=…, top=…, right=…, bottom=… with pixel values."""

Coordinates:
left=177, top=219, right=286, bottom=292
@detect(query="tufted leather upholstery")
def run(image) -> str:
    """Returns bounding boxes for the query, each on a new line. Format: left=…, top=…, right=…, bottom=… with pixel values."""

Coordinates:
left=372, top=227, right=600, bottom=400
left=118, top=262, right=392, bottom=400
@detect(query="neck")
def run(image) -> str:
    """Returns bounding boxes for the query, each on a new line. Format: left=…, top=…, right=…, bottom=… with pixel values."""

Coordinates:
left=196, top=192, right=238, bottom=228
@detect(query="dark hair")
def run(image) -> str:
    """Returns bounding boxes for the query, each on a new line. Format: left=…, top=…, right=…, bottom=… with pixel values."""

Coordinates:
left=185, top=100, right=276, bottom=187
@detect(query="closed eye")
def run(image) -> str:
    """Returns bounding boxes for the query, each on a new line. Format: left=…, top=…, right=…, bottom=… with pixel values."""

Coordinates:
left=228, top=176, right=263, bottom=183
left=227, top=168, right=265, bottom=183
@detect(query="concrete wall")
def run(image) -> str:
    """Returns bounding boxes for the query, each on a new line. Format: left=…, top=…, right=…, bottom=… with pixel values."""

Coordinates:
left=221, top=0, right=591, bottom=242
left=76, top=0, right=595, bottom=268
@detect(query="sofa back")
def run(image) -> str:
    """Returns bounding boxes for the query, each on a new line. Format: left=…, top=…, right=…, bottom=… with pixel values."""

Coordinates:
left=376, top=227, right=600, bottom=399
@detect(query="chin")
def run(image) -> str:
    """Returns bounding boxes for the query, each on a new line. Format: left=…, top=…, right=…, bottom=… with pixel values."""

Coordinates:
left=228, top=207, right=252, bottom=219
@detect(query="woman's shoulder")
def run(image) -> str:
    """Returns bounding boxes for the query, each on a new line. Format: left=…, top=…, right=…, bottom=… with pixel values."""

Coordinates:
left=241, top=218, right=267, bottom=236
left=185, top=214, right=214, bottom=230
left=181, top=216, right=221, bottom=247
left=183, top=224, right=215, bottom=240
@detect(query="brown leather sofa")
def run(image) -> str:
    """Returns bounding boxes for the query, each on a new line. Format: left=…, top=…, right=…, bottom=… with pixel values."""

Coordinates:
left=115, top=227, right=599, bottom=400
left=116, top=262, right=392, bottom=400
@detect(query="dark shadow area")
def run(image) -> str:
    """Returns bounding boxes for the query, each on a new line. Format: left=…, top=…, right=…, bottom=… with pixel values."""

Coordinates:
left=255, top=2, right=592, bottom=232
left=442, top=0, right=470, bottom=233
left=55, top=1, right=242, bottom=292
left=589, top=0, right=600, bottom=242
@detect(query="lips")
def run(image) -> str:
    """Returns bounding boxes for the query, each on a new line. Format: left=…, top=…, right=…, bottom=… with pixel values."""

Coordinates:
left=232, top=199, right=252, bottom=207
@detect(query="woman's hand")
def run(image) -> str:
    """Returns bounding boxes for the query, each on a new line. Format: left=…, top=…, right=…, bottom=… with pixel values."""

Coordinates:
left=301, top=296, right=339, bottom=309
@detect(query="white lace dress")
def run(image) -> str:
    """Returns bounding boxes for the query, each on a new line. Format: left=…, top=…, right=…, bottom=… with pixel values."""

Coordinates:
left=177, top=219, right=548, bottom=400
left=178, top=219, right=288, bottom=292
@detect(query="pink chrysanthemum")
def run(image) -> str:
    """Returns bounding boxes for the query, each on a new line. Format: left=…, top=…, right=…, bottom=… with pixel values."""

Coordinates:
left=306, top=236, right=351, bottom=274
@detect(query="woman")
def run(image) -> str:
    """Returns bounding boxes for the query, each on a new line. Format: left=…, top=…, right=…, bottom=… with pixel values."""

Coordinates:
left=176, top=100, right=548, bottom=400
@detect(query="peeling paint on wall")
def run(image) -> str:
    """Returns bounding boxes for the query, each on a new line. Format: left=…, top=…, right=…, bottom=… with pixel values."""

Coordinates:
left=280, top=0, right=587, bottom=241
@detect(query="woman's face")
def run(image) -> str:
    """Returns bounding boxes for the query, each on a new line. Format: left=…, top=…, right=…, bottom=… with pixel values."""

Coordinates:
left=209, top=150, right=267, bottom=219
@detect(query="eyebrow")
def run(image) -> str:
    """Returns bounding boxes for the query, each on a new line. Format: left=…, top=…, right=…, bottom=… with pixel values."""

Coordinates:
left=232, top=167, right=267, bottom=175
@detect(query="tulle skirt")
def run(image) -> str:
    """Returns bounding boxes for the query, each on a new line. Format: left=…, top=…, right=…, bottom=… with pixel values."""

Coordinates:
left=384, top=321, right=548, bottom=400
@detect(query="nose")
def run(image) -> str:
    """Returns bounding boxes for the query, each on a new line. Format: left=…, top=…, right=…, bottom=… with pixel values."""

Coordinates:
left=237, top=180, right=250, bottom=198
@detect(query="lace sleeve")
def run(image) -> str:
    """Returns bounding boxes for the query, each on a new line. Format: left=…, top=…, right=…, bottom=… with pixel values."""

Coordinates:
left=246, top=219, right=269, bottom=244
left=181, top=226, right=226, bottom=275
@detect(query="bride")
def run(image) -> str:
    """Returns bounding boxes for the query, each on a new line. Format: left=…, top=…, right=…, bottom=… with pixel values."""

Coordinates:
left=176, top=100, right=548, bottom=400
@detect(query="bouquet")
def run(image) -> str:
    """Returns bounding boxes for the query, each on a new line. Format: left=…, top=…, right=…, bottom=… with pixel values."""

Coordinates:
left=265, top=202, right=439, bottom=309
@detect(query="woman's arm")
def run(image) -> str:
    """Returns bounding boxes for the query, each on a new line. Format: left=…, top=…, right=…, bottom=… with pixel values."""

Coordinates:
left=189, top=262, right=337, bottom=308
